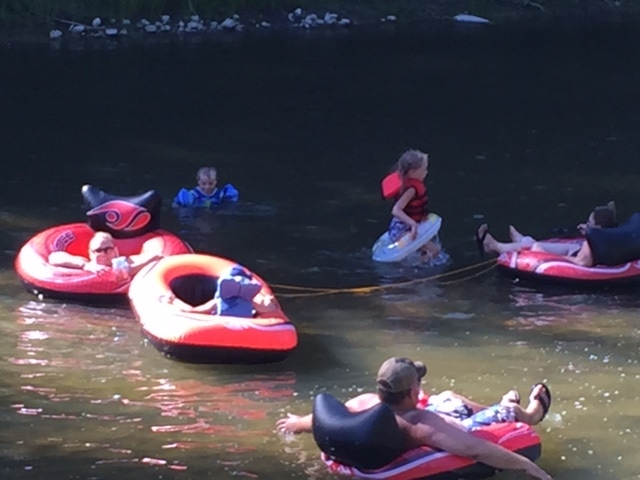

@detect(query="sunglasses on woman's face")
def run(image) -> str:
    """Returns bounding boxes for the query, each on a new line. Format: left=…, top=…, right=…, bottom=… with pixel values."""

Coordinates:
left=92, top=245, right=114, bottom=254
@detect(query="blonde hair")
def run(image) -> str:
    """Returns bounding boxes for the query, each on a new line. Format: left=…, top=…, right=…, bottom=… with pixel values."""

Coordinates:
left=395, top=150, right=428, bottom=179
left=196, top=166, right=217, bottom=181
left=89, top=232, right=117, bottom=254
left=90, top=231, right=114, bottom=246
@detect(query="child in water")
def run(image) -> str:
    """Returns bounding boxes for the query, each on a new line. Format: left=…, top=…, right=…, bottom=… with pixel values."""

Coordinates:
left=172, top=166, right=239, bottom=208
left=388, top=149, right=441, bottom=259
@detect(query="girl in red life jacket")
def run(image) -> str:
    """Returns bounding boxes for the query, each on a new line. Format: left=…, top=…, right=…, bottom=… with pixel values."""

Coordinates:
left=387, top=150, right=441, bottom=258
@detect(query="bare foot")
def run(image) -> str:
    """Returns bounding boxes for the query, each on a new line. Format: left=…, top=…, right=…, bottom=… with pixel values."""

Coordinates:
left=482, top=231, right=499, bottom=254
left=476, top=224, right=504, bottom=256
left=500, top=389, right=521, bottom=406
left=509, top=225, right=524, bottom=243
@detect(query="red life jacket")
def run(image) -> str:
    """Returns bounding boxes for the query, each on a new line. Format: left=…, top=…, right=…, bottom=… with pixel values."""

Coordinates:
left=399, top=178, right=428, bottom=222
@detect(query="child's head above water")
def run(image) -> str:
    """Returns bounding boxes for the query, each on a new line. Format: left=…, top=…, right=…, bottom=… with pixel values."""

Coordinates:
left=396, top=150, right=428, bottom=180
left=196, top=166, right=218, bottom=195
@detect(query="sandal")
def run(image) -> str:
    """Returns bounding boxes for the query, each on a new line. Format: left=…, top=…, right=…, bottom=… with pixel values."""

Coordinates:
left=531, top=383, right=552, bottom=422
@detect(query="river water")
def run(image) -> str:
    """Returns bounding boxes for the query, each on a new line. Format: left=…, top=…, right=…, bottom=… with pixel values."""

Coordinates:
left=1, top=19, right=640, bottom=480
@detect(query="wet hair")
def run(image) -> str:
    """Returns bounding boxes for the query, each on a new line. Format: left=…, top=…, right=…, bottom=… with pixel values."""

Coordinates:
left=377, top=387, right=411, bottom=406
left=395, top=150, right=428, bottom=179
left=196, top=166, right=217, bottom=181
left=592, top=201, right=617, bottom=228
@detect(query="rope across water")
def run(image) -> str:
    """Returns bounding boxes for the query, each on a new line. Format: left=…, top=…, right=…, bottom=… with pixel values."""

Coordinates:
left=271, top=258, right=497, bottom=298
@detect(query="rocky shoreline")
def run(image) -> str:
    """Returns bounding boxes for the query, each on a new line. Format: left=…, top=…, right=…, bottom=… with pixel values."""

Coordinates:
left=1, top=1, right=639, bottom=46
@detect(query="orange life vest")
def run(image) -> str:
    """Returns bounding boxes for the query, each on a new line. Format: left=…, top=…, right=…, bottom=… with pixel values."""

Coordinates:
left=400, top=178, right=428, bottom=222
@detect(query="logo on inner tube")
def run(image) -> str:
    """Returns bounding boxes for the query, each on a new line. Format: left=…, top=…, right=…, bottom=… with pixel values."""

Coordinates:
left=52, top=230, right=76, bottom=251
left=87, top=201, right=151, bottom=231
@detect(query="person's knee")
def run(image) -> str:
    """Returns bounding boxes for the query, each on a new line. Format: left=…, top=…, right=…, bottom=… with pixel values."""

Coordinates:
left=530, top=242, right=544, bottom=252
left=520, top=236, right=535, bottom=249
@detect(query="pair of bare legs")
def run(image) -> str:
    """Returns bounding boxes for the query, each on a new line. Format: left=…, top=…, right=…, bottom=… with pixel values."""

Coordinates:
left=476, top=224, right=533, bottom=255
left=434, top=383, right=550, bottom=426
left=477, top=224, right=581, bottom=257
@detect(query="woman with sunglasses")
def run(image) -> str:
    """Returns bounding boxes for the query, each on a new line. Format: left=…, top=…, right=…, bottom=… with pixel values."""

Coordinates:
left=48, top=231, right=162, bottom=278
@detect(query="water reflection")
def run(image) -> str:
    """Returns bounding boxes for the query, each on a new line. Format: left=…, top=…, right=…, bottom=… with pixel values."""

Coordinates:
left=173, top=202, right=277, bottom=232
left=3, top=301, right=297, bottom=477
left=169, top=202, right=279, bottom=256
left=506, top=288, right=640, bottom=332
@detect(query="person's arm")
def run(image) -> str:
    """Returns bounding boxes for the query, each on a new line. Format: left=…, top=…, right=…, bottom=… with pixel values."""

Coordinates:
left=391, top=188, right=418, bottom=238
left=403, top=412, right=552, bottom=480
left=126, top=252, right=164, bottom=276
left=166, top=295, right=217, bottom=314
left=276, top=413, right=313, bottom=434
left=48, top=251, right=88, bottom=269
left=576, top=222, right=588, bottom=235
left=48, top=251, right=107, bottom=273
left=189, top=298, right=218, bottom=314
left=275, top=393, right=377, bottom=435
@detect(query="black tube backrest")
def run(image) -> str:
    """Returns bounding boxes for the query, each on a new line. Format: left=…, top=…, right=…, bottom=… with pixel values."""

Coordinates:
left=312, top=393, right=406, bottom=470
left=82, top=184, right=162, bottom=239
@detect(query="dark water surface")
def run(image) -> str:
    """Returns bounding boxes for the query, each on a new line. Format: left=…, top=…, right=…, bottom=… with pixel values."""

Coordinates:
left=1, top=21, right=640, bottom=480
